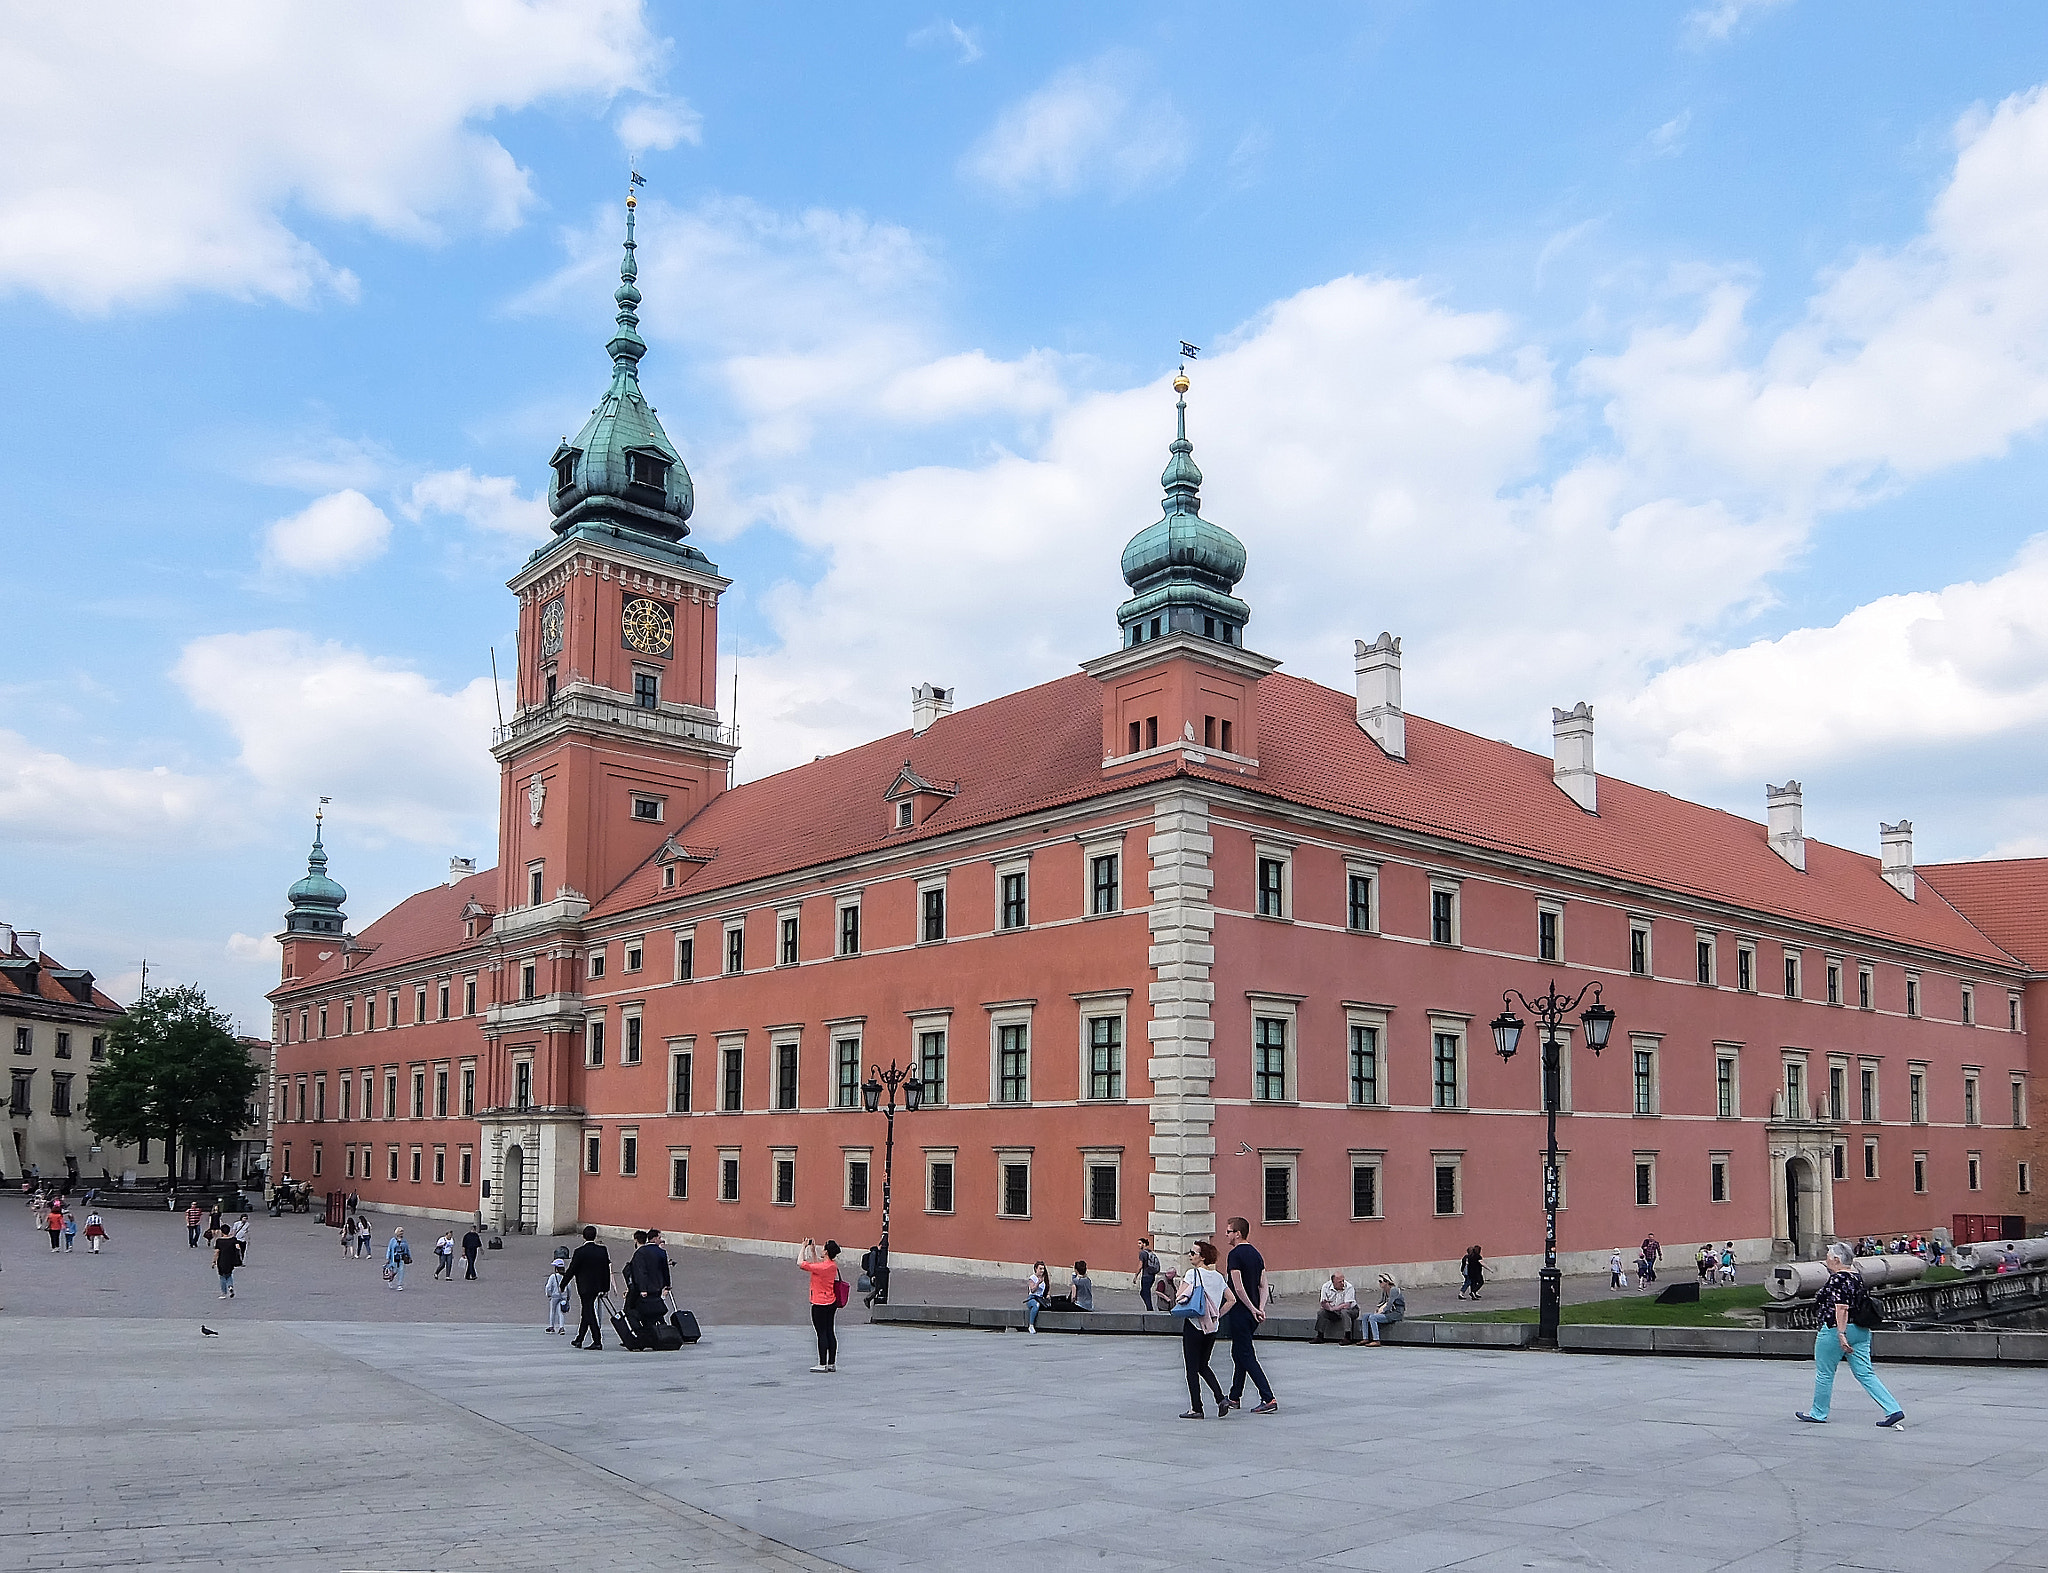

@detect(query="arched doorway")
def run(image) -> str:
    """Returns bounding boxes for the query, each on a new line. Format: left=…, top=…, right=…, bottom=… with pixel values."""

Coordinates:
left=504, top=1145, right=525, bottom=1233
left=1785, top=1156, right=1812, bottom=1259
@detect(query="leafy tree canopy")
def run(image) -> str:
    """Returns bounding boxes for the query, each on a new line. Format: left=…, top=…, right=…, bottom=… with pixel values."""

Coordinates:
left=85, top=984, right=258, bottom=1168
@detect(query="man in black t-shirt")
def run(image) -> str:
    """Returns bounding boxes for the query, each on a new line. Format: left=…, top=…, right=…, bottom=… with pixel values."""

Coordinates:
left=566, top=1226, right=613, bottom=1350
left=1221, top=1216, right=1277, bottom=1413
left=461, top=1226, right=483, bottom=1279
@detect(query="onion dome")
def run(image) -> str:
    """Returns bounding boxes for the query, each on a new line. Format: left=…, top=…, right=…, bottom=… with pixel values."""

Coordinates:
left=284, top=813, right=347, bottom=937
left=1116, top=372, right=1250, bottom=648
left=540, top=184, right=716, bottom=573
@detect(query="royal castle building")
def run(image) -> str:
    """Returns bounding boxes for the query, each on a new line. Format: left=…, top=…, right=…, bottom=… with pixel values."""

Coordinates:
left=269, top=196, right=2041, bottom=1288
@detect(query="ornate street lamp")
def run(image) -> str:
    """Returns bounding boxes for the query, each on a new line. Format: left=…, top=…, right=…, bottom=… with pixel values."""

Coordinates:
left=1491, top=979, right=1615, bottom=1346
left=860, top=1059, right=924, bottom=1306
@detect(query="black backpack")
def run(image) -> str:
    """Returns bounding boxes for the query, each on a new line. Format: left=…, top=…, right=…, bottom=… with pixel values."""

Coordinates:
left=1847, top=1280, right=1883, bottom=1329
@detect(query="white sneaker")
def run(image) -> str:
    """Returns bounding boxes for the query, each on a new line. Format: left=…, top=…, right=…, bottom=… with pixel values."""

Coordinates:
left=810, top=1364, right=831, bottom=1373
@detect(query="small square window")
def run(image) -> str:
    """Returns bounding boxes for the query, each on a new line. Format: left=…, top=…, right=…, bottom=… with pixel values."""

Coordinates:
left=634, top=672, right=659, bottom=710
left=632, top=796, right=662, bottom=822
left=896, top=800, right=914, bottom=829
left=999, top=1160, right=1030, bottom=1218
left=624, top=944, right=642, bottom=973
left=1261, top=1162, right=1294, bottom=1225
left=588, top=952, right=606, bottom=980
left=1087, top=1161, right=1119, bottom=1222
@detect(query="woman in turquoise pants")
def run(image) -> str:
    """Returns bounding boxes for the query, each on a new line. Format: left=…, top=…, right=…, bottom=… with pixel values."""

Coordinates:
left=1797, top=1242, right=1906, bottom=1428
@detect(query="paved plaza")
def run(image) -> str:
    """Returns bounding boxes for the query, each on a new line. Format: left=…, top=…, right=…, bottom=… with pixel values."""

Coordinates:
left=7, top=1211, right=2048, bottom=1571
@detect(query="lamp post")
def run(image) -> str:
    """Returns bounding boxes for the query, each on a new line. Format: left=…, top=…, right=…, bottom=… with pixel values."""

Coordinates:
left=1489, top=979, right=1616, bottom=1346
left=860, top=1059, right=924, bottom=1307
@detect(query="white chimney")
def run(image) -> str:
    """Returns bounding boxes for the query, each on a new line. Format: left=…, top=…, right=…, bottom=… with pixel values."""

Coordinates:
left=1551, top=702, right=1597, bottom=813
left=1354, top=634, right=1405, bottom=759
left=911, top=682, right=954, bottom=735
left=0, top=924, right=12, bottom=955
left=448, top=856, right=477, bottom=886
left=15, top=929, right=40, bottom=961
left=1880, top=820, right=1915, bottom=900
left=1766, top=782, right=1806, bottom=871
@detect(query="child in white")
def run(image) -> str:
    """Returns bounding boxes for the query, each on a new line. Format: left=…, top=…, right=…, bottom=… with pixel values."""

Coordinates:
left=545, top=1260, right=570, bottom=1334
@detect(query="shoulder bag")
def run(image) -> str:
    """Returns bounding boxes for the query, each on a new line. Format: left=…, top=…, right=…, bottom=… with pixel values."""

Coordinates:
left=1170, top=1272, right=1209, bottom=1319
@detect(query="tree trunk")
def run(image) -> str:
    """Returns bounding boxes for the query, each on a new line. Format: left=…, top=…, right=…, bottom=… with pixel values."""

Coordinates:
left=163, top=1127, right=178, bottom=1191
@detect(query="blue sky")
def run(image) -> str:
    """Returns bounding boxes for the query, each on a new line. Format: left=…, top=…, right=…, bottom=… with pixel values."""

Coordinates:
left=6, top=0, right=2048, bottom=1031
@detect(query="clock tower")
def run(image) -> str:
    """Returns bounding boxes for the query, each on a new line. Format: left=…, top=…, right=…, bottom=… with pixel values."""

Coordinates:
left=490, top=184, right=736, bottom=920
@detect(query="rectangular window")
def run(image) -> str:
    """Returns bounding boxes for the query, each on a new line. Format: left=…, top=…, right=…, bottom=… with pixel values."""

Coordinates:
left=1967, top=1152, right=1982, bottom=1192
left=312, top=1146, right=323, bottom=1178
left=838, top=903, right=860, bottom=957
left=634, top=671, right=659, bottom=709
left=1832, top=1141, right=1847, bottom=1182
left=1737, top=945, right=1754, bottom=992
left=384, top=1072, right=398, bottom=1119
left=1091, top=853, right=1120, bottom=915
left=1634, top=1158, right=1655, bottom=1206
left=671, top=1051, right=692, bottom=1113
left=1861, top=1067, right=1876, bottom=1124
left=676, top=936, right=694, bottom=981
left=50, top=1073, right=72, bottom=1118
left=1710, top=1156, right=1728, bottom=1204
left=1253, top=1017, right=1289, bottom=1102
left=89, top=1035, right=103, bottom=1062
left=1785, top=1061, right=1804, bottom=1119
left=438, top=981, right=450, bottom=1019
left=1826, top=962, right=1841, bottom=1006
left=1537, top=905, right=1559, bottom=962
left=1863, top=1139, right=1879, bottom=1180
left=720, top=1156, right=740, bottom=1202
left=341, top=1004, right=352, bottom=1036
left=520, top=963, right=535, bottom=1001
left=364, top=998, right=375, bottom=1032
left=1256, top=857, right=1287, bottom=918
left=387, top=1148, right=400, bottom=1182
left=1348, top=873, right=1376, bottom=933
left=459, top=1148, right=473, bottom=1188
left=623, top=1016, right=641, bottom=1066
left=631, top=794, right=661, bottom=822
left=464, top=978, right=476, bottom=1015
left=1087, top=1161, right=1119, bottom=1222
left=775, top=1041, right=798, bottom=1110
left=411, top=1070, right=426, bottom=1120
left=1432, top=1030, right=1461, bottom=1110
left=1964, top=1073, right=1979, bottom=1126
left=587, top=1019, right=605, bottom=1068
left=584, top=1134, right=601, bottom=1174
left=1630, top=924, right=1650, bottom=977
left=1348, top=1024, right=1380, bottom=1106
left=461, top=1065, right=475, bottom=1118
left=1860, top=966, right=1874, bottom=1010
left=1697, top=938, right=1715, bottom=985
left=1634, top=1049, right=1657, bottom=1116
left=780, top=914, right=799, bottom=966
left=1905, top=975, right=1919, bottom=1017
left=725, top=925, right=744, bottom=975
left=997, top=1023, right=1029, bottom=1104
left=670, top=1154, right=689, bottom=1199
left=928, top=1158, right=955, bottom=1214
left=434, top=1068, right=448, bottom=1118
left=345, top=1146, right=356, bottom=1179
left=2020, top=1161, right=2032, bottom=1196
left=1087, top=1016, right=1123, bottom=1100
left=314, top=1076, right=327, bottom=1122
left=921, top=887, right=945, bottom=942
left=1784, top=953, right=1800, bottom=1000
left=513, top=1060, right=531, bottom=1111
left=846, top=1157, right=870, bottom=1209
left=1914, top=1154, right=1927, bottom=1194
left=408, top=1148, right=423, bottom=1183
left=1827, top=1065, right=1845, bottom=1123
left=1434, top=1162, right=1459, bottom=1217
left=896, top=799, right=914, bottom=829
left=1000, top=870, right=1028, bottom=930
left=621, top=1134, right=638, bottom=1178
left=623, top=944, right=642, bottom=974
left=1430, top=888, right=1456, bottom=945
left=1909, top=1070, right=1925, bottom=1124
left=1351, top=1159, right=1381, bottom=1220
left=1962, top=986, right=1975, bottom=1025
left=833, top=1039, right=861, bottom=1109
left=340, top=1076, right=352, bottom=1122
left=722, top=1047, right=743, bottom=1112
left=2012, top=994, right=2023, bottom=1031
left=1262, top=1162, right=1294, bottom=1225
left=2015, top=1080, right=2028, bottom=1128
left=433, top=1148, right=445, bottom=1184
left=918, top=1028, right=946, bottom=1105
left=1000, top=1159, right=1030, bottom=1218
left=1716, top=1056, right=1736, bottom=1119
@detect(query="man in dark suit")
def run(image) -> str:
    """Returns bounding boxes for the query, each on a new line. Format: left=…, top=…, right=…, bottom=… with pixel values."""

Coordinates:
left=626, top=1227, right=672, bottom=1329
left=567, top=1225, right=612, bottom=1350
left=461, top=1226, right=483, bottom=1280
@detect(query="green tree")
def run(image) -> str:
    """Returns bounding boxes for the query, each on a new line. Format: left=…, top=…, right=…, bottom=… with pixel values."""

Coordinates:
left=85, top=984, right=257, bottom=1185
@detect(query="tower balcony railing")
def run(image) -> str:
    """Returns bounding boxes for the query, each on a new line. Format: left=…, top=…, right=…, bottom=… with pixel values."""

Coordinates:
left=491, top=693, right=738, bottom=752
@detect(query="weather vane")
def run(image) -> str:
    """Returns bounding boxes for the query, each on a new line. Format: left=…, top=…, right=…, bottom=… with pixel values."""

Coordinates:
left=317, top=795, right=331, bottom=822
left=1176, top=340, right=1199, bottom=394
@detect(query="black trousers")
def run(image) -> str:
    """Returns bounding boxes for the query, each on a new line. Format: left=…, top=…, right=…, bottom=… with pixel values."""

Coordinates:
left=1182, top=1325, right=1225, bottom=1411
left=1139, top=1274, right=1157, bottom=1311
left=1224, top=1310, right=1274, bottom=1404
left=812, top=1303, right=838, bottom=1365
left=575, top=1286, right=605, bottom=1345
left=464, top=1250, right=478, bottom=1279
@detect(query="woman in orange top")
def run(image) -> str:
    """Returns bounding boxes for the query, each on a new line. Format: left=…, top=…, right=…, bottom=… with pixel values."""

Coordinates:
left=45, top=1207, right=64, bottom=1250
left=799, top=1238, right=843, bottom=1374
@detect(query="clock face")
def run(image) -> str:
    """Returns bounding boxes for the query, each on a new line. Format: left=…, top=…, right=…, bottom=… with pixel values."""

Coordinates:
left=539, top=596, right=565, bottom=656
left=620, top=597, right=675, bottom=657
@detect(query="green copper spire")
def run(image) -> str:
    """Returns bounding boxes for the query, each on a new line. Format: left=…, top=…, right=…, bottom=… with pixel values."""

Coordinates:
left=539, top=180, right=715, bottom=573
left=284, top=804, right=348, bottom=937
left=1116, top=369, right=1250, bottom=648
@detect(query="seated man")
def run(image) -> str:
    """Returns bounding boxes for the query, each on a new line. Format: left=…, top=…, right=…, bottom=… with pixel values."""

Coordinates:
left=1315, top=1269, right=1362, bottom=1344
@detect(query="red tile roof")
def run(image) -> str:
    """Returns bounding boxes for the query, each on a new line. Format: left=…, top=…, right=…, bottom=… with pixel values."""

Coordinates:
left=0, top=937, right=123, bottom=1012
left=282, top=870, right=498, bottom=994
left=1920, top=859, right=2048, bottom=972
left=575, top=663, right=2018, bottom=968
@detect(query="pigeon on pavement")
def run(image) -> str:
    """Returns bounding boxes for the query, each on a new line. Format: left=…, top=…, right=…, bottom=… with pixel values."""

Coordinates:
left=200, top=1325, right=219, bottom=1336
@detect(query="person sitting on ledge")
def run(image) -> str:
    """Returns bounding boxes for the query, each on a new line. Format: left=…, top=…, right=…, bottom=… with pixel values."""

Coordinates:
left=1315, top=1269, right=1362, bottom=1344
left=1363, top=1274, right=1406, bottom=1346
left=1046, top=1261, right=1095, bottom=1313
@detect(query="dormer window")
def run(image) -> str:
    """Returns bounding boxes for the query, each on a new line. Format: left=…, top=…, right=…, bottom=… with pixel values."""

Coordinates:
left=553, top=454, right=577, bottom=493
left=628, top=451, right=670, bottom=491
left=897, top=801, right=914, bottom=829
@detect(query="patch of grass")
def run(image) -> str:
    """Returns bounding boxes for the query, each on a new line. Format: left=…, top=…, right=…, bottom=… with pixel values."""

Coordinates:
left=1427, top=1283, right=1771, bottom=1327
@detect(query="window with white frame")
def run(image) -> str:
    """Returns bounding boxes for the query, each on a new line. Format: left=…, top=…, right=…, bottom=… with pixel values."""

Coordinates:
left=2011, top=992, right=2023, bottom=1031
left=719, top=1037, right=744, bottom=1112
left=724, top=920, right=744, bottom=975
left=669, top=1040, right=693, bottom=1113
left=1085, top=1014, right=1124, bottom=1101
left=1432, top=1153, right=1462, bottom=1216
left=772, top=1150, right=795, bottom=1205
left=1913, top=1152, right=1927, bottom=1194
left=668, top=1149, right=689, bottom=1199
left=586, top=1016, right=605, bottom=1068
left=1350, top=1150, right=1384, bottom=1219
left=996, top=1150, right=1031, bottom=1218
left=1086, top=842, right=1122, bottom=916
left=1254, top=845, right=1292, bottom=919
left=1737, top=942, right=1756, bottom=992
left=1860, top=965, right=1874, bottom=1010
left=919, top=879, right=946, bottom=943
left=1831, top=1140, right=1847, bottom=1182
left=1634, top=1152, right=1657, bottom=1206
left=1824, top=959, right=1841, bottom=1006
left=1863, top=1138, right=1879, bottom=1180
left=584, top=1131, right=601, bottom=1174
left=2014, top=1077, right=2028, bottom=1128
left=1083, top=1151, right=1121, bottom=1222
left=1905, top=973, right=1919, bottom=1017
left=1346, top=1009, right=1387, bottom=1107
left=1260, top=1151, right=1298, bottom=1224
left=1964, top=1070, right=1980, bottom=1126
left=675, top=934, right=694, bottom=981
left=1962, top=984, right=1975, bottom=1025
left=774, top=1037, right=800, bottom=1111
left=895, top=799, right=914, bottom=829
left=1715, top=1048, right=1739, bottom=1119
left=588, top=949, right=606, bottom=981
left=837, top=897, right=861, bottom=957
left=1710, top=1153, right=1730, bottom=1204
left=1430, top=882, right=1460, bottom=945
left=1629, top=920, right=1652, bottom=977
left=718, top=1150, right=739, bottom=1202
left=623, top=1013, right=641, bottom=1066
left=2020, top=1160, right=2032, bottom=1195
left=778, top=909, right=800, bottom=966
left=1827, top=1061, right=1846, bottom=1123
left=1860, top=1063, right=1878, bottom=1123
left=1784, top=951, right=1801, bottom=1000
left=835, top=1037, right=861, bottom=1109
left=1967, top=1150, right=1982, bottom=1192
left=1251, top=1010, right=1293, bottom=1103
left=1537, top=900, right=1562, bottom=963
left=623, top=942, right=642, bottom=974
left=1908, top=1065, right=1925, bottom=1124
left=991, top=1006, right=1032, bottom=1104
left=620, top=1129, right=638, bottom=1178
left=1631, top=1037, right=1659, bottom=1116
left=844, top=1149, right=871, bottom=1209
left=996, top=858, right=1030, bottom=930
left=1697, top=932, right=1716, bottom=985
left=1430, top=1020, right=1466, bottom=1110
left=912, top=1016, right=948, bottom=1105
left=1783, top=1056, right=1806, bottom=1120
left=925, top=1149, right=957, bottom=1214
left=1347, top=862, right=1379, bottom=933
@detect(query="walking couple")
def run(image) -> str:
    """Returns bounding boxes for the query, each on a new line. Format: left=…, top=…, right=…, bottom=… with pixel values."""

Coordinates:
left=1173, top=1217, right=1278, bottom=1419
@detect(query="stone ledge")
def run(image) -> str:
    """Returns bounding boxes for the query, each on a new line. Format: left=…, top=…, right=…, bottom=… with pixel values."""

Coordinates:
left=869, top=1305, right=1532, bottom=1348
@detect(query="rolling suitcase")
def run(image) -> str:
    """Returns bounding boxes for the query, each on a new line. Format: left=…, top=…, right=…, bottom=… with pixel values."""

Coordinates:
left=671, top=1306, right=702, bottom=1343
left=603, top=1293, right=645, bottom=1351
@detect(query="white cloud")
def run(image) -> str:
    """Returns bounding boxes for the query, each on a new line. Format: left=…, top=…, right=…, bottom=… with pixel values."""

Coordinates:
left=262, top=490, right=393, bottom=575
left=0, top=0, right=658, bottom=311
left=225, top=932, right=277, bottom=964
left=1684, top=0, right=1792, bottom=45
left=616, top=96, right=703, bottom=152
left=961, top=55, right=1188, bottom=201
left=1647, top=111, right=1692, bottom=158
left=405, top=469, right=550, bottom=542
left=908, top=20, right=983, bottom=65
left=173, top=631, right=501, bottom=847
left=0, top=729, right=221, bottom=846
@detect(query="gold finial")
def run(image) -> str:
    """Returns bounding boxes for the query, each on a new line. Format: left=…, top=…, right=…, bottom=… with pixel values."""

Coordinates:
left=1173, top=370, right=1190, bottom=394
left=626, top=190, right=637, bottom=209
